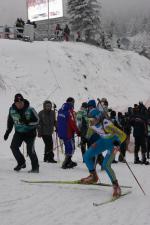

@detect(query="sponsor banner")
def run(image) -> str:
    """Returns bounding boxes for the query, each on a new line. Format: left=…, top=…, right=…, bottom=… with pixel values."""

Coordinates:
left=27, top=0, right=63, bottom=21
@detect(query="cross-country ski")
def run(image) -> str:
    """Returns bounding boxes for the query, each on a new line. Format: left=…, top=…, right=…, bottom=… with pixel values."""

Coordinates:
left=21, top=179, right=132, bottom=188
left=93, top=191, right=132, bottom=206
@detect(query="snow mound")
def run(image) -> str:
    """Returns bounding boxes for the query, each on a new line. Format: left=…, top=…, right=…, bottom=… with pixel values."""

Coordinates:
left=0, top=39, right=150, bottom=112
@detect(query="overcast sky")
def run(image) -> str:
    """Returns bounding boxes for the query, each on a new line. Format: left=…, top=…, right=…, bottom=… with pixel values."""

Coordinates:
left=0, top=0, right=150, bottom=26
left=102, top=0, right=150, bottom=19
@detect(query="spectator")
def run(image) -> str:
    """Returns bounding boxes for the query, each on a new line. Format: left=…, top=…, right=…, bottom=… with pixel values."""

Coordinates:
left=32, top=21, right=37, bottom=29
left=57, top=97, right=80, bottom=169
left=76, top=31, right=81, bottom=42
left=117, top=38, right=121, bottom=48
left=64, top=24, right=70, bottom=41
left=146, top=107, right=150, bottom=159
left=55, top=24, right=62, bottom=40
left=130, top=115, right=149, bottom=165
left=4, top=25, right=10, bottom=39
left=15, top=18, right=24, bottom=39
left=118, top=112, right=131, bottom=162
left=38, top=100, right=57, bottom=163
left=76, top=102, right=89, bottom=158
left=26, top=19, right=32, bottom=25
left=4, top=93, right=39, bottom=172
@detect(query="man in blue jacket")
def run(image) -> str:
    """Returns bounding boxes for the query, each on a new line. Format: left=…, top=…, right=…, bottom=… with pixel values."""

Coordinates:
left=4, top=93, right=39, bottom=172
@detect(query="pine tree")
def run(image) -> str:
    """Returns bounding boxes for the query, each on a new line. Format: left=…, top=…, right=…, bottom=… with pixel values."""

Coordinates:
left=67, top=0, right=103, bottom=42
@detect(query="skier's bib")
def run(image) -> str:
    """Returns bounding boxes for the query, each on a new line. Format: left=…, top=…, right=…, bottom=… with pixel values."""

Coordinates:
left=104, top=122, right=127, bottom=143
left=90, top=119, right=126, bottom=143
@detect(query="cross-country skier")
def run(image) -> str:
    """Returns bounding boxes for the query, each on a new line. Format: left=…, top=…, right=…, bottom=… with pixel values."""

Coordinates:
left=80, top=108, right=126, bottom=197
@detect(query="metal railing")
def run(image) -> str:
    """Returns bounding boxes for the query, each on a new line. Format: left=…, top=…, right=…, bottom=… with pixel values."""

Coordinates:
left=0, top=26, right=24, bottom=39
left=0, top=25, right=75, bottom=42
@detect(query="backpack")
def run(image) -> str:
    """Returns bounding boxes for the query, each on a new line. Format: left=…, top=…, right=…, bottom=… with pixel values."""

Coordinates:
left=57, top=103, right=70, bottom=139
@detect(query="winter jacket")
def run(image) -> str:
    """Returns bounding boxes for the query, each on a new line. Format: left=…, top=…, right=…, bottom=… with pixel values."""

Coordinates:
left=38, top=109, right=56, bottom=136
left=6, top=99, right=39, bottom=134
left=76, top=109, right=88, bottom=137
left=130, top=117, right=147, bottom=137
left=57, top=103, right=79, bottom=140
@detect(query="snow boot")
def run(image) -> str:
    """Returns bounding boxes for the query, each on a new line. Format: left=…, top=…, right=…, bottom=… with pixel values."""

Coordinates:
left=47, top=158, right=57, bottom=163
left=80, top=171, right=99, bottom=184
left=44, top=151, right=57, bottom=163
left=142, top=159, right=149, bottom=165
left=118, top=154, right=126, bottom=163
left=67, top=160, right=77, bottom=168
left=113, top=180, right=121, bottom=197
left=14, top=162, right=26, bottom=171
left=134, top=157, right=142, bottom=164
left=28, top=166, right=39, bottom=173
left=112, top=159, right=118, bottom=164
left=44, top=154, right=49, bottom=162
left=62, top=156, right=77, bottom=169
left=61, top=155, right=71, bottom=169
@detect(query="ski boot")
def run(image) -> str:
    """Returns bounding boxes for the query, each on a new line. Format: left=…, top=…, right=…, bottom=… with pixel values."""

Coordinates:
left=80, top=171, right=99, bottom=184
left=112, top=180, right=121, bottom=197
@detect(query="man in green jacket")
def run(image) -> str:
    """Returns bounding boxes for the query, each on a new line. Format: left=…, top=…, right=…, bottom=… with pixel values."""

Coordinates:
left=4, top=93, right=39, bottom=173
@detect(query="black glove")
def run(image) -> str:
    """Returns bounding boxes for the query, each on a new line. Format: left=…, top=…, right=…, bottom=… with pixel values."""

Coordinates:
left=113, top=140, right=120, bottom=146
left=4, top=130, right=10, bottom=141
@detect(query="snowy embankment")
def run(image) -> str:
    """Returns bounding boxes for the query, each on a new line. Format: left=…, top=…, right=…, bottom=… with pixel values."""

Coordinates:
left=0, top=39, right=150, bottom=111
left=0, top=40, right=150, bottom=225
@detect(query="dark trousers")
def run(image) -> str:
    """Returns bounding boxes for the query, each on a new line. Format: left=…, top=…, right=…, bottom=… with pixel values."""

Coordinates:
left=42, top=135, right=54, bottom=160
left=10, top=132, right=39, bottom=169
left=118, top=141, right=126, bottom=161
left=80, top=137, right=87, bottom=156
left=147, top=136, right=150, bottom=158
left=63, top=138, right=75, bottom=156
left=134, top=136, right=147, bottom=161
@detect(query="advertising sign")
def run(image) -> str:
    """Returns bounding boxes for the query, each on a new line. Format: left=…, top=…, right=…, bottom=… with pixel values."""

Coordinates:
left=27, top=0, right=63, bottom=21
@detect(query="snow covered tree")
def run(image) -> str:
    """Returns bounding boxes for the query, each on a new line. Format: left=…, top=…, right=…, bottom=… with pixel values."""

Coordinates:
left=141, top=17, right=150, bottom=33
left=67, top=0, right=103, bottom=42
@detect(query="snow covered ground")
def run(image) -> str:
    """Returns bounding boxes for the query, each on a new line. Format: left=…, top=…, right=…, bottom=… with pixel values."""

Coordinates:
left=0, top=39, right=150, bottom=225
left=1, top=149, right=150, bottom=225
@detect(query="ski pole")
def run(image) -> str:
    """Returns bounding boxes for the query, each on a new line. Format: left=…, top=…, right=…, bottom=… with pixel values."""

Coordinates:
left=59, top=138, right=64, bottom=154
left=23, top=142, right=25, bottom=156
left=55, top=132, right=60, bottom=163
left=22, top=142, right=28, bottom=157
left=120, top=153, right=146, bottom=195
left=52, top=135, right=78, bottom=152
left=97, top=98, right=109, bottom=119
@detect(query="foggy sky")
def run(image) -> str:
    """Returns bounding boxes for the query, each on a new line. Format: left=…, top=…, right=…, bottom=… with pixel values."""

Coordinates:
left=0, top=0, right=150, bottom=26
left=102, top=0, right=150, bottom=19
left=102, top=0, right=150, bottom=12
